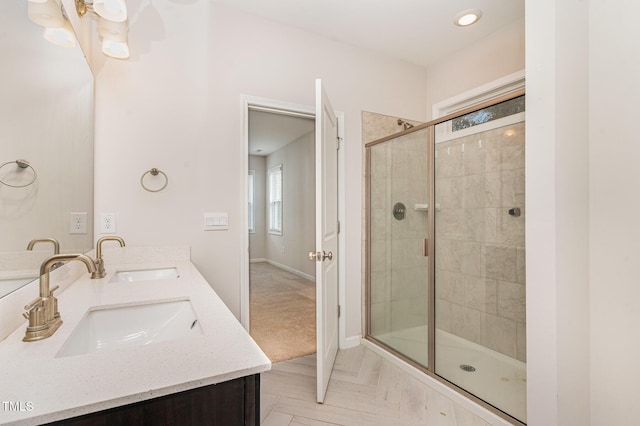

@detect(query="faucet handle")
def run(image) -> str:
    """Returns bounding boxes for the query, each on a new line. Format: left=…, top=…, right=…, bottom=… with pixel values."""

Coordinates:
left=24, top=296, right=44, bottom=312
left=23, top=306, right=45, bottom=327
left=23, top=297, right=44, bottom=322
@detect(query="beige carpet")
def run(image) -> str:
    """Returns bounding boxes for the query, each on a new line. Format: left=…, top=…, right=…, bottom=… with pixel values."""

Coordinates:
left=249, top=262, right=316, bottom=363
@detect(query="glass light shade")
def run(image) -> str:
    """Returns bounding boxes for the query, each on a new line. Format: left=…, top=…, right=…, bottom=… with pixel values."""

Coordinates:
left=43, top=21, right=77, bottom=48
left=93, top=0, right=128, bottom=23
left=102, top=39, right=130, bottom=59
left=97, top=17, right=128, bottom=42
left=28, top=0, right=64, bottom=27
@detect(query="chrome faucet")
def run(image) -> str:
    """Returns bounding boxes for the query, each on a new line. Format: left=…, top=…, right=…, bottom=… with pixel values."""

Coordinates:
left=26, top=238, right=60, bottom=254
left=91, top=236, right=125, bottom=279
left=23, top=254, right=96, bottom=342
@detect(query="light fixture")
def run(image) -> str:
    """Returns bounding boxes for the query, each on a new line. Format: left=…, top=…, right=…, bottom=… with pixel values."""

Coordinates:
left=43, top=21, right=78, bottom=48
left=75, top=0, right=131, bottom=60
left=454, top=9, right=482, bottom=27
left=28, top=0, right=64, bottom=27
left=98, top=18, right=130, bottom=59
left=27, top=0, right=78, bottom=48
left=93, top=0, right=128, bottom=23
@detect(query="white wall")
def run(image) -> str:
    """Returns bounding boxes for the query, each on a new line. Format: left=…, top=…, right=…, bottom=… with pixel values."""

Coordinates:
left=425, top=18, right=525, bottom=120
left=248, top=155, right=266, bottom=260
left=265, top=132, right=315, bottom=278
left=527, top=0, right=640, bottom=425
left=589, top=0, right=640, bottom=424
left=93, top=1, right=428, bottom=341
left=526, top=1, right=590, bottom=424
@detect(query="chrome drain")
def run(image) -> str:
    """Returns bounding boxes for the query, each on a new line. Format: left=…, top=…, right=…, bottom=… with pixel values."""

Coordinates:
left=460, top=364, right=476, bottom=372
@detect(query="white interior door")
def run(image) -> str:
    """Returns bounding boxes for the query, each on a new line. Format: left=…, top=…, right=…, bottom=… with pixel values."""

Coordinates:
left=314, top=79, right=339, bottom=403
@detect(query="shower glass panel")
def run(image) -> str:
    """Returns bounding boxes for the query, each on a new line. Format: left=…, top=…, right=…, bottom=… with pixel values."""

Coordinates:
left=434, top=95, right=526, bottom=423
left=368, top=128, right=429, bottom=367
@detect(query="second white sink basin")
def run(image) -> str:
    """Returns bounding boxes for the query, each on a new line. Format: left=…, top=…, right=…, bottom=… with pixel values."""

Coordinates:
left=56, top=299, right=201, bottom=358
left=109, top=267, right=179, bottom=283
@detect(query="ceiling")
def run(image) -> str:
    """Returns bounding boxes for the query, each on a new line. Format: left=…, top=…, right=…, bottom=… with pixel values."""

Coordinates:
left=249, top=110, right=315, bottom=156
left=231, top=0, right=524, bottom=156
left=212, top=0, right=525, bottom=68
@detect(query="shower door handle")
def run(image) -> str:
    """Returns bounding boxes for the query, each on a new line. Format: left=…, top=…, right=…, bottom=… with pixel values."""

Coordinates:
left=423, top=238, right=429, bottom=257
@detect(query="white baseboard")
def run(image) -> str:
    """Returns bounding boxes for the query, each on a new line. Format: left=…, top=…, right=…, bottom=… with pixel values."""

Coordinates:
left=249, top=258, right=266, bottom=263
left=340, top=335, right=362, bottom=350
left=265, top=259, right=316, bottom=282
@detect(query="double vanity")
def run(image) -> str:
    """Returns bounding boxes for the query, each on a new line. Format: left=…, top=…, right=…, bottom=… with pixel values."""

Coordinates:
left=0, top=245, right=271, bottom=425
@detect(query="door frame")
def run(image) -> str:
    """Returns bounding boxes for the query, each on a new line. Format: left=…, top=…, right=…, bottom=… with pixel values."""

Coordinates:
left=239, top=94, right=346, bottom=349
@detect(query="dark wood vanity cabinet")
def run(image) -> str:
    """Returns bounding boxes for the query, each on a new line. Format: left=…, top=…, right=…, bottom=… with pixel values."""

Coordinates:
left=48, top=374, right=260, bottom=426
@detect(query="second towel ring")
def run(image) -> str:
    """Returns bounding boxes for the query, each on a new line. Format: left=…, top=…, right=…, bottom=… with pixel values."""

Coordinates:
left=140, top=168, right=168, bottom=192
left=0, top=159, right=37, bottom=188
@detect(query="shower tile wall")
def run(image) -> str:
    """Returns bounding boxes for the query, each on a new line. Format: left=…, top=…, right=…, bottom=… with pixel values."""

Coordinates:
left=370, top=131, right=429, bottom=340
left=435, top=121, right=526, bottom=361
left=362, top=111, right=422, bottom=144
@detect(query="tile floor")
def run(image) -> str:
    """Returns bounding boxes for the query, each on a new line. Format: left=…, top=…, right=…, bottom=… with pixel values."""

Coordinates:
left=260, top=345, right=493, bottom=426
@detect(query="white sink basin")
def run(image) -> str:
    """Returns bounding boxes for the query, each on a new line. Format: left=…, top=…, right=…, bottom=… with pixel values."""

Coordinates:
left=109, top=267, right=179, bottom=283
left=56, top=299, right=201, bottom=358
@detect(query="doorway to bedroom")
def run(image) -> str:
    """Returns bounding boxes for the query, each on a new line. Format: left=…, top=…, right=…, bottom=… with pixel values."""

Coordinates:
left=247, top=108, right=317, bottom=363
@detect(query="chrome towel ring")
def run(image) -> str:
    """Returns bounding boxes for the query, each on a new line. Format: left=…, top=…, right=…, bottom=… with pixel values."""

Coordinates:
left=0, top=159, right=37, bottom=188
left=140, top=168, right=168, bottom=192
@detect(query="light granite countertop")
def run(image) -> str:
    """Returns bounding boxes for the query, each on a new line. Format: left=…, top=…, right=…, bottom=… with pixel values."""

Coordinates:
left=0, top=246, right=271, bottom=425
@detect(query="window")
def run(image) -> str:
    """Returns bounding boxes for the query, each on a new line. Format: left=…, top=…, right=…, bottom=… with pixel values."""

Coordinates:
left=248, top=170, right=255, bottom=233
left=451, top=95, right=525, bottom=131
left=268, top=164, right=282, bottom=235
left=435, top=94, right=526, bottom=143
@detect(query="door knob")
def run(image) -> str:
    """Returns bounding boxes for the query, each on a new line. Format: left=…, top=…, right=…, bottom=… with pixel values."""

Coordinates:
left=309, top=251, right=333, bottom=262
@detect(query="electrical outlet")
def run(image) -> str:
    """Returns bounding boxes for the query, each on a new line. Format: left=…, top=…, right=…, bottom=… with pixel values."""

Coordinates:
left=69, top=212, right=87, bottom=234
left=100, top=212, right=117, bottom=234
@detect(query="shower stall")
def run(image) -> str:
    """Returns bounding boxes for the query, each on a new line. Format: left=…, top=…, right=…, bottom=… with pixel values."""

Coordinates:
left=365, top=91, right=526, bottom=424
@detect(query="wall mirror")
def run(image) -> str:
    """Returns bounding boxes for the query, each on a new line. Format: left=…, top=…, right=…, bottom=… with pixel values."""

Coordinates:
left=0, top=1, right=94, bottom=298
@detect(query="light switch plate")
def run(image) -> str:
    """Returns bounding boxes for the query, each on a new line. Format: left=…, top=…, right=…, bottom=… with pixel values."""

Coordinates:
left=203, top=212, right=228, bottom=231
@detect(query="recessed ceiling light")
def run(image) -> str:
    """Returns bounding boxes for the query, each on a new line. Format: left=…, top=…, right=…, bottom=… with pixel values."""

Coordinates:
left=454, top=9, right=482, bottom=27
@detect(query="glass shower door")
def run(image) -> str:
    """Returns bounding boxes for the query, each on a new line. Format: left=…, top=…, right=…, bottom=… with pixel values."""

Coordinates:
left=368, top=128, right=430, bottom=367
left=433, top=95, right=526, bottom=423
